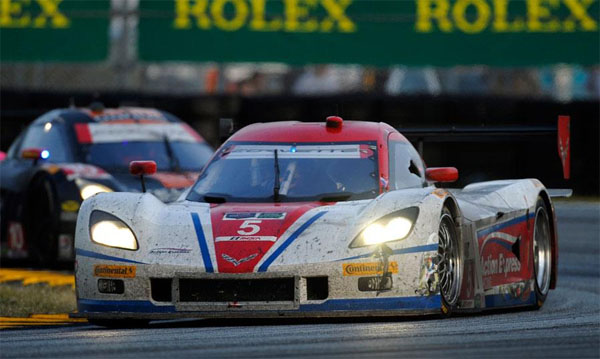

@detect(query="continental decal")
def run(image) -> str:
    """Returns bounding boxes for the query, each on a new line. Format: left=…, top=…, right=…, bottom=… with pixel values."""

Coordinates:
left=342, top=261, right=399, bottom=276
left=94, top=265, right=136, bottom=278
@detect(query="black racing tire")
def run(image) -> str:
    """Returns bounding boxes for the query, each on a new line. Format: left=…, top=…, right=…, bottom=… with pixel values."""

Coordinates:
left=26, top=175, right=60, bottom=267
left=88, top=319, right=150, bottom=329
left=532, top=197, right=552, bottom=309
left=437, top=207, right=462, bottom=316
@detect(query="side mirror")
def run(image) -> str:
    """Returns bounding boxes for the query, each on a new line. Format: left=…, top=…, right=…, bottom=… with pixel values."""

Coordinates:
left=129, top=161, right=157, bottom=193
left=426, top=167, right=458, bottom=183
left=21, top=148, right=47, bottom=165
left=0, top=151, right=6, bottom=162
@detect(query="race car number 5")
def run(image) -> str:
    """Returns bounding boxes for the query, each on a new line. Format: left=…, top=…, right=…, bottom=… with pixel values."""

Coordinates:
left=237, top=220, right=261, bottom=235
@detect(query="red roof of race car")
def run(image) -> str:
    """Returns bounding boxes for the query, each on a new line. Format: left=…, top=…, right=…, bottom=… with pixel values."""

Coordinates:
left=229, top=120, right=407, bottom=143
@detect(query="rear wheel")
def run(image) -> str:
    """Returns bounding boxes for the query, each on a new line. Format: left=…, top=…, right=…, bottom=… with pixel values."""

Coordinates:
left=437, top=208, right=462, bottom=315
left=532, top=198, right=552, bottom=308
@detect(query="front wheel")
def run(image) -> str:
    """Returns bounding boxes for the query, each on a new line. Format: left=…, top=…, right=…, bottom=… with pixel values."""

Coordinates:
left=437, top=208, right=462, bottom=315
left=532, top=198, right=552, bottom=308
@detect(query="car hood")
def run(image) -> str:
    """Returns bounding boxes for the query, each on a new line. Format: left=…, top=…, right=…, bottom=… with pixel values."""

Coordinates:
left=133, top=189, right=430, bottom=271
left=78, top=188, right=434, bottom=272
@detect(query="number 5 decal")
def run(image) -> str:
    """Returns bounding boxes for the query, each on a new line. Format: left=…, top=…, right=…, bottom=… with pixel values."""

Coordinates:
left=237, top=220, right=261, bottom=235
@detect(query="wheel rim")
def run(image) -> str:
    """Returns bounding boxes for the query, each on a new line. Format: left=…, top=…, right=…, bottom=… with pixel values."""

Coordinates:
left=437, top=213, right=461, bottom=306
left=533, top=206, right=551, bottom=296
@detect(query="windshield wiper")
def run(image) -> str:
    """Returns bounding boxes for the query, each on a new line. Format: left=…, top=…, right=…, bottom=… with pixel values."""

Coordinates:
left=163, top=135, right=181, bottom=172
left=317, top=192, right=353, bottom=202
left=273, top=149, right=280, bottom=202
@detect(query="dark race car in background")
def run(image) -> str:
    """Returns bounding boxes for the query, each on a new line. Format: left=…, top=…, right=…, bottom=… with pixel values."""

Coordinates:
left=0, top=106, right=214, bottom=266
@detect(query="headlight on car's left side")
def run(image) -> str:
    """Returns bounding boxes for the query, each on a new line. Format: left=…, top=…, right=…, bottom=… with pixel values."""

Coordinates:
left=89, top=211, right=138, bottom=250
left=350, top=207, right=419, bottom=248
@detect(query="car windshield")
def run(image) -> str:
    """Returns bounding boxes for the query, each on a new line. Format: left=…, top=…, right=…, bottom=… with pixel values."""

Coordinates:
left=83, top=141, right=214, bottom=172
left=187, top=142, right=379, bottom=203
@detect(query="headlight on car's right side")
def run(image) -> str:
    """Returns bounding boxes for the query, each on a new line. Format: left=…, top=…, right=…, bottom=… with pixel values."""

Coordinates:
left=349, top=207, right=419, bottom=248
left=89, top=211, right=138, bottom=250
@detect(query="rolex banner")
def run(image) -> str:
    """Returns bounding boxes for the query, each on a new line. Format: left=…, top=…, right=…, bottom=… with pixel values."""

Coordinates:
left=0, top=0, right=110, bottom=62
left=138, top=0, right=599, bottom=66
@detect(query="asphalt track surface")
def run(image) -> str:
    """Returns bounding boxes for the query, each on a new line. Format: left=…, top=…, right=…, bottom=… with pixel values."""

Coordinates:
left=1, top=201, right=599, bottom=358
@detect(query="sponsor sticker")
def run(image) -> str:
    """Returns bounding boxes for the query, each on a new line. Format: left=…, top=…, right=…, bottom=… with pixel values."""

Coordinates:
left=94, top=265, right=136, bottom=278
left=342, top=261, right=399, bottom=276
left=149, top=248, right=192, bottom=254
left=223, top=212, right=286, bottom=220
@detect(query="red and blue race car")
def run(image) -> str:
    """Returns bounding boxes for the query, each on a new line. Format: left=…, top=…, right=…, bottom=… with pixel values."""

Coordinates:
left=73, top=116, right=558, bottom=326
left=0, top=105, right=213, bottom=265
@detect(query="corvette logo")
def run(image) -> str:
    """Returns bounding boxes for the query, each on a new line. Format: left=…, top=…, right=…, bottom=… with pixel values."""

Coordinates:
left=221, top=253, right=258, bottom=266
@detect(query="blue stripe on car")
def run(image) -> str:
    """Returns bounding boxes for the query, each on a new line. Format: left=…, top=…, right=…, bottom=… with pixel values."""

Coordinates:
left=78, top=299, right=175, bottom=313
left=191, top=212, right=214, bottom=273
left=338, top=243, right=439, bottom=262
left=299, top=295, right=441, bottom=311
left=477, top=212, right=535, bottom=238
left=75, top=248, right=145, bottom=264
left=78, top=295, right=440, bottom=313
left=258, top=211, right=327, bottom=272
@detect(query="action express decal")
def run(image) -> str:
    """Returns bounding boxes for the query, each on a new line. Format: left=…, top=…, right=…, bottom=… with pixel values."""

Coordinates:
left=477, top=214, right=533, bottom=289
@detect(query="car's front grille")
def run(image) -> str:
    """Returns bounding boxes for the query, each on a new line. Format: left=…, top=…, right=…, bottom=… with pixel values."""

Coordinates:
left=179, top=278, right=295, bottom=302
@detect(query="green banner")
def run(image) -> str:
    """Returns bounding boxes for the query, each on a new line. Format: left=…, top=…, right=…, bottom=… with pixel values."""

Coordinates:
left=0, top=0, right=110, bottom=62
left=139, top=0, right=599, bottom=66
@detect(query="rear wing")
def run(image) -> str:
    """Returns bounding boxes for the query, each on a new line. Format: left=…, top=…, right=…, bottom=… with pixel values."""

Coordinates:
left=401, top=115, right=571, bottom=182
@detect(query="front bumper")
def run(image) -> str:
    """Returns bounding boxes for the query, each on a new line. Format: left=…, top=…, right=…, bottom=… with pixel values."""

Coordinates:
left=75, top=249, right=442, bottom=320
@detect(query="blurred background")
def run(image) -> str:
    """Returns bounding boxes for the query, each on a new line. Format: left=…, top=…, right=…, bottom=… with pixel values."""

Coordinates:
left=1, top=0, right=599, bottom=194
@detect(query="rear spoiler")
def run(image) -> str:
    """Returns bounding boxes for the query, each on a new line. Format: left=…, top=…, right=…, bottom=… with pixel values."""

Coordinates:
left=402, top=115, right=571, bottom=182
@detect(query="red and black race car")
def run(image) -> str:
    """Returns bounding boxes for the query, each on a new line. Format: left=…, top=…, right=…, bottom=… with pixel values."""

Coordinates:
left=0, top=105, right=214, bottom=266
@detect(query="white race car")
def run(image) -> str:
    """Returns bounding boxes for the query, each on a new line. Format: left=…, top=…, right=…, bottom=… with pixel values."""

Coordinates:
left=74, top=116, right=559, bottom=327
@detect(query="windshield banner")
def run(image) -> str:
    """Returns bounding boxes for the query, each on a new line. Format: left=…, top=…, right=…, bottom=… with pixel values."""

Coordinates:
left=223, top=144, right=374, bottom=159
left=74, top=123, right=199, bottom=144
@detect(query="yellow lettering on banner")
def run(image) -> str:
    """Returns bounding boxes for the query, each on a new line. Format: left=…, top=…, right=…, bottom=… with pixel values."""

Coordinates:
left=453, top=0, right=491, bottom=33
left=563, top=0, right=597, bottom=31
left=415, top=0, right=453, bottom=32
left=0, top=0, right=31, bottom=28
left=492, top=0, right=525, bottom=31
left=211, top=0, right=248, bottom=31
left=33, top=0, right=68, bottom=28
left=249, top=0, right=282, bottom=31
left=527, top=0, right=561, bottom=31
left=174, top=0, right=211, bottom=29
left=320, top=0, right=355, bottom=32
left=284, top=0, right=318, bottom=32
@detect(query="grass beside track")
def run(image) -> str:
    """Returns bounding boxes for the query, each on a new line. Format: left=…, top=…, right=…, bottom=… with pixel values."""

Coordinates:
left=0, top=283, right=76, bottom=317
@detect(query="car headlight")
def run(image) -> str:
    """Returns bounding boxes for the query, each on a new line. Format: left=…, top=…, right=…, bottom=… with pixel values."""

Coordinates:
left=350, top=207, right=419, bottom=248
left=89, top=211, right=138, bottom=250
left=75, top=178, right=113, bottom=200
